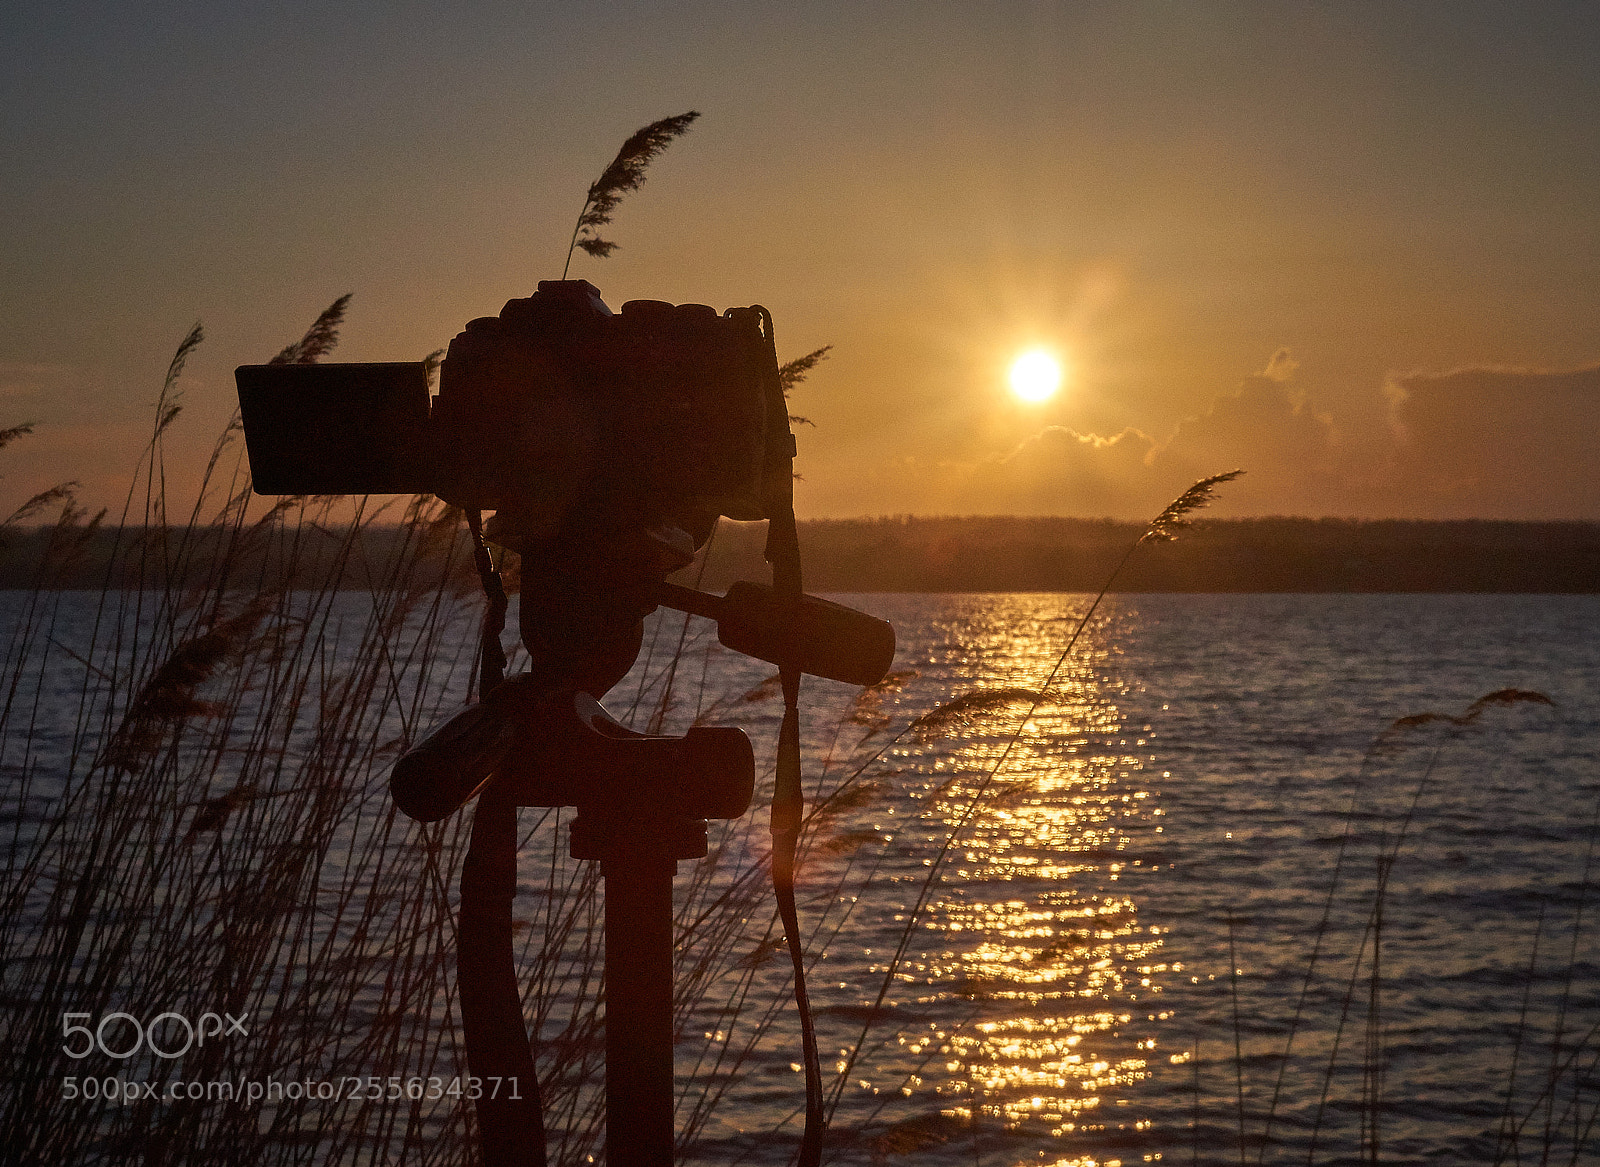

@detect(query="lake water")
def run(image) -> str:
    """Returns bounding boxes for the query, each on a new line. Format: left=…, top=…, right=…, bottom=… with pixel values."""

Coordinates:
left=663, top=593, right=1600, bottom=1167
left=4, top=590, right=1597, bottom=1166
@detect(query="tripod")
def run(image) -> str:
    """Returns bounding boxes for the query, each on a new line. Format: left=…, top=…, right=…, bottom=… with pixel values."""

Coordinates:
left=392, top=538, right=894, bottom=1167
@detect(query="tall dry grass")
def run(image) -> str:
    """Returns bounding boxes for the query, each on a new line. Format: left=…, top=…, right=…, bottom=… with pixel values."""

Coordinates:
left=1, top=309, right=488, bottom=1164
left=0, top=306, right=938, bottom=1167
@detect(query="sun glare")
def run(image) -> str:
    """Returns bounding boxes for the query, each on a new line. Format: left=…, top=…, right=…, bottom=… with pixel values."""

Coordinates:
left=1008, top=349, right=1063, bottom=403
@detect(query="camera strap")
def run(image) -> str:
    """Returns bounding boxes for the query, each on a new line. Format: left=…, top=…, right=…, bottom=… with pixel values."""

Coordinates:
left=457, top=509, right=546, bottom=1167
left=754, top=307, right=825, bottom=1167
left=465, top=508, right=509, bottom=697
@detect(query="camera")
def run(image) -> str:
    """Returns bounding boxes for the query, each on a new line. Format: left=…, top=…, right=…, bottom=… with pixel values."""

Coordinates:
left=235, top=279, right=788, bottom=554
left=237, top=278, right=893, bottom=701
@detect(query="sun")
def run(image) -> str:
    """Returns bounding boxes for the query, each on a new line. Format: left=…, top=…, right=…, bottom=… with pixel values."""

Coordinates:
left=1008, top=349, right=1064, bottom=403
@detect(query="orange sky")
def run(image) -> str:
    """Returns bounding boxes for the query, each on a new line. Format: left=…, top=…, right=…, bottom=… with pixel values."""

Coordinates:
left=3, top=2, right=1598, bottom=522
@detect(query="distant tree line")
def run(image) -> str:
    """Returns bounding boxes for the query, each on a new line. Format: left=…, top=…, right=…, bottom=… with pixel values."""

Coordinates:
left=687, top=516, right=1600, bottom=593
left=3, top=516, right=1596, bottom=593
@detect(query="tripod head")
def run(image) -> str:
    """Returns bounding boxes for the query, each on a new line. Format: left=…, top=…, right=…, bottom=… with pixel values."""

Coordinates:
left=390, top=576, right=893, bottom=825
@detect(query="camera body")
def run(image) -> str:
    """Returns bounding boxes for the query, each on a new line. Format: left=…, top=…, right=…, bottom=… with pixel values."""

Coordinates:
left=236, top=279, right=785, bottom=550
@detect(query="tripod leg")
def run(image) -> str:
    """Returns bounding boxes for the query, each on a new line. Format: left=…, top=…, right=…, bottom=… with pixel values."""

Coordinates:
left=460, top=788, right=546, bottom=1167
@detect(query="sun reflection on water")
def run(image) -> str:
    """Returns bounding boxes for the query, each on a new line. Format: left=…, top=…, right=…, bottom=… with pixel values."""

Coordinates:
left=893, top=598, right=1166, bottom=1148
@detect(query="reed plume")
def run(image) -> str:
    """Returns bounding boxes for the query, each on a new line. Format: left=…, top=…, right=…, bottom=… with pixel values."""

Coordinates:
left=1139, top=468, right=1245, bottom=544
left=562, top=111, right=700, bottom=276
left=270, top=293, right=351, bottom=365
left=1369, top=687, right=1556, bottom=755
left=0, top=421, right=36, bottom=451
left=779, top=346, right=832, bottom=394
left=910, top=687, right=1041, bottom=735
left=100, top=598, right=271, bottom=774
left=154, top=322, right=204, bottom=438
left=779, top=345, right=831, bottom=427
left=3, top=483, right=78, bottom=530
left=1, top=423, right=81, bottom=549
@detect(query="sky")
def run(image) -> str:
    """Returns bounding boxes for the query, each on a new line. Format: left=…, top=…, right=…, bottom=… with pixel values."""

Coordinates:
left=3, top=1, right=1599, bottom=523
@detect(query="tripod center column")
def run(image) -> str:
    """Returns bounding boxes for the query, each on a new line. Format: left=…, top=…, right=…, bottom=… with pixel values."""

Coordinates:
left=575, top=815, right=709, bottom=1167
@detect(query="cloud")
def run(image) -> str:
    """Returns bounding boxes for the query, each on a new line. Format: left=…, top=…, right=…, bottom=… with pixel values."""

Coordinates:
left=805, top=350, right=1347, bottom=518
left=1260, top=347, right=1300, bottom=383
left=1001, top=424, right=1154, bottom=466
left=798, top=424, right=1177, bottom=518
left=1152, top=351, right=1349, bottom=515
left=1378, top=363, right=1600, bottom=518
left=984, top=425, right=1168, bottom=514
left=802, top=350, right=1600, bottom=520
left=1151, top=353, right=1600, bottom=519
left=927, top=424, right=1172, bottom=516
